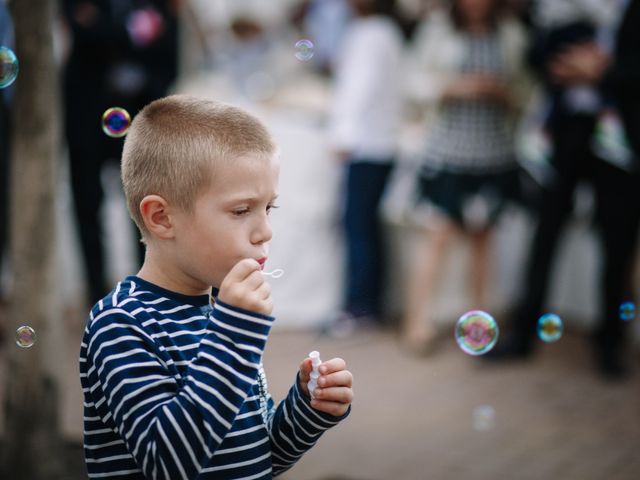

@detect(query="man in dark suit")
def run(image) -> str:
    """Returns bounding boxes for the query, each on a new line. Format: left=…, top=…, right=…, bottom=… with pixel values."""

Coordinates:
left=62, top=0, right=179, bottom=304
left=492, top=0, right=640, bottom=379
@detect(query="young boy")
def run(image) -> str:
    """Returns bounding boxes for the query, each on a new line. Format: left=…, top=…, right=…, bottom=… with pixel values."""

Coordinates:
left=79, top=95, right=354, bottom=479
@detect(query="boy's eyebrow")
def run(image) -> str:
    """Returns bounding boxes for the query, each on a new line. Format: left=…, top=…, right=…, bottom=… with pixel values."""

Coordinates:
left=222, top=193, right=279, bottom=204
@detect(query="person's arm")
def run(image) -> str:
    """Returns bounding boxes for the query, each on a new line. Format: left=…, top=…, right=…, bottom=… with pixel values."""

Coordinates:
left=605, top=52, right=640, bottom=86
left=329, top=25, right=381, bottom=156
left=405, top=11, right=459, bottom=106
left=603, top=0, right=640, bottom=88
left=505, top=18, right=536, bottom=116
left=139, top=4, right=180, bottom=98
left=267, top=358, right=353, bottom=476
left=602, top=1, right=640, bottom=167
left=84, top=260, right=274, bottom=479
left=547, top=42, right=610, bottom=87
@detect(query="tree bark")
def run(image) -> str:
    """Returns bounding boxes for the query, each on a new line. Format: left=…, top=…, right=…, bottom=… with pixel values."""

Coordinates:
left=2, top=0, right=64, bottom=478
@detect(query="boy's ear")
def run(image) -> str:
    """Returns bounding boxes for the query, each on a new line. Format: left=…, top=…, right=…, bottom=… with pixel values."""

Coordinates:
left=139, top=195, right=175, bottom=240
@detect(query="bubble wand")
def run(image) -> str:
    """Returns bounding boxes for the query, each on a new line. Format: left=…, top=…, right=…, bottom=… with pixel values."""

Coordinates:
left=262, top=268, right=284, bottom=278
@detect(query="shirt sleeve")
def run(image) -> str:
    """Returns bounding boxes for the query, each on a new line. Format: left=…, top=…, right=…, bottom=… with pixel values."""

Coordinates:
left=405, top=13, right=458, bottom=106
left=329, top=25, right=397, bottom=151
left=84, top=299, right=273, bottom=480
left=266, top=373, right=351, bottom=476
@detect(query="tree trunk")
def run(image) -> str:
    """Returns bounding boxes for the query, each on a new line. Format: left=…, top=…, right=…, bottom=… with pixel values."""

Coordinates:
left=2, top=0, right=64, bottom=478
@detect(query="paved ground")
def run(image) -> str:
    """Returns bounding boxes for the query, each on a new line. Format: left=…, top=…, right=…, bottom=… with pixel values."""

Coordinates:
left=2, top=309, right=639, bottom=480
left=267, top=328, right=640, bottom=480
left=3, top=158, right=635, bottom=478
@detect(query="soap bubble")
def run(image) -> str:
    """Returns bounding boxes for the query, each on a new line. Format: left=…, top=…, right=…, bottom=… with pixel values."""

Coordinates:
left=455, top=310, right=498, bottom=356
left=101, top=107, right=131, bottom=137
left=15, top=325, right=36, bottom=348
left=537, top=313, right=563, bottom=343
left=472, top=405, right=496, bottom=431
left=619, top=302, right=635, bottom=321
left=0, top=46, right=19, bottom=88
left=294, top=39, right=314, bottom=62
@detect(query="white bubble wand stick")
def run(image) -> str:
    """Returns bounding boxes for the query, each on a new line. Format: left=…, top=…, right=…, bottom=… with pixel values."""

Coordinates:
left=307, top=350, right=322, bottom=399
left=262, top=268, right=284, bottom=278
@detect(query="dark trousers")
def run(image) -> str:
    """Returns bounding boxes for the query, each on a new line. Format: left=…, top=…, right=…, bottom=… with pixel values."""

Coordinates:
left=343, top=160, right=394, bottom=318
left=65, top=82, right=146, bottom=305
left=514, top=113, right=640, bottom=355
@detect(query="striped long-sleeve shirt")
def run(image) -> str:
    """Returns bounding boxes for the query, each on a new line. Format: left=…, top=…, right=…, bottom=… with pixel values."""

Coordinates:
left=79, top=276, right=349, bottom=479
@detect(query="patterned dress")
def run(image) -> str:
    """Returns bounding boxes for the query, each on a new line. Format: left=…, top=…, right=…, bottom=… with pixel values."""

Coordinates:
left=419, top=32, right=520, bottom=228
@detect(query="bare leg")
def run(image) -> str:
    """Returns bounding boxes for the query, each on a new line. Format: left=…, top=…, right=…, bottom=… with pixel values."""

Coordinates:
left=469, top=227, right=492, bottom=311
left=402, top=215, right=459, bottom=354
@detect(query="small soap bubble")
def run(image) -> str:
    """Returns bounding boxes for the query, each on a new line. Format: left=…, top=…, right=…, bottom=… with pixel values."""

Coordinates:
left=0, top=46, right=19, bottom=88
left=472, top=405, right=495, bottom=431
left=455, top=310, right=498, bottom=356
left=537, top=313, right=563, bottom=343
left=294, top=39, right=314, bottom=62
left=15, top=325, right=36, bottom=348
left=101, top=107, right=131, bottom=137
left=619, top=302, right=635, bottom=321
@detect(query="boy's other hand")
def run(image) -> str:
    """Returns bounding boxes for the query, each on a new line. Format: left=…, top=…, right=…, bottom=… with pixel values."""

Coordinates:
left=218, top=259, right=273, bottom=315
left=299, top=357, right=353, bottom=417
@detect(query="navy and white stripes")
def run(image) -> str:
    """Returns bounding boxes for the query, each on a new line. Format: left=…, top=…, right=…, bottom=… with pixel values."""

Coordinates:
left=80, top=276, right=348, bottom=479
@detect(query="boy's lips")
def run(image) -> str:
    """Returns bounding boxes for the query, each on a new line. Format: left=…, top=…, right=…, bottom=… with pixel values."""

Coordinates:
left=257, top=257, right=267, bottom=270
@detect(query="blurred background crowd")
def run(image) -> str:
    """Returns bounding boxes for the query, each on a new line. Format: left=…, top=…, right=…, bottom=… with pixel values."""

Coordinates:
left=1, top=0, right=639, bottom=478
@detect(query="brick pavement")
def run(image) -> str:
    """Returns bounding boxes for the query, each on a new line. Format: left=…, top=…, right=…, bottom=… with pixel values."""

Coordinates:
left=266, top=329, right=640, bottom=480
left=3, top=314, right=638, bottom=480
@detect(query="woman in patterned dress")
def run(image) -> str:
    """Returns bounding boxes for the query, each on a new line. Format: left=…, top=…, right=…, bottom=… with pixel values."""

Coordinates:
left=402, top=0, right=532, bottom=354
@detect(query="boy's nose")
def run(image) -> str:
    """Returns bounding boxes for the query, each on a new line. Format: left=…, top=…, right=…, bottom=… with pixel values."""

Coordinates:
left=251, top=218, right=273, bottom=245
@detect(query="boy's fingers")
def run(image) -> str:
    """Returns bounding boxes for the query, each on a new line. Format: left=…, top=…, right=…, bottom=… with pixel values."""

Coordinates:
left=318, top=357, right=346, bottom=375
left=258, top=297, right=273, bottom=316
left=317, top=370, right=352, bottom=388
left=312, top=386, right=353, bottom=404
left=310, top=398, right=350, bottom=417
left=242, top=270, right=266, bottom=291
left=256, top=280, right=271, bottom=300
left=224, top=258, right=261, bottom=284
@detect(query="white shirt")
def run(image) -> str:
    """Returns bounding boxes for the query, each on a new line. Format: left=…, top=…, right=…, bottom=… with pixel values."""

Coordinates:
left=328, top=16, right=404, bottom=161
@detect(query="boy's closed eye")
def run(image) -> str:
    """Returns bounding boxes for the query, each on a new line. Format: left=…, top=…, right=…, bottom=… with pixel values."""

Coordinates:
left=232, top=207, right=251, bottom=217
left=231, top=204, right=279, bottom=217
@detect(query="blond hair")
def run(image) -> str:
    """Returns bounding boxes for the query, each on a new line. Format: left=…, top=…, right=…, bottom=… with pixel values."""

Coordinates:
left=121, top=95, right=277, bottom=238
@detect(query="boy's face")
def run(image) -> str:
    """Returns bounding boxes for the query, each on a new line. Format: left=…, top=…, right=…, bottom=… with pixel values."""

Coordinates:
left=171, top=152, right=280, bottom=290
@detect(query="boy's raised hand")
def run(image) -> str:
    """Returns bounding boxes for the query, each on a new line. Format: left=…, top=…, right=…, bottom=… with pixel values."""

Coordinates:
left=218, top=259, right=273, bottom=315
left=299, top=356, right=353, bottom=417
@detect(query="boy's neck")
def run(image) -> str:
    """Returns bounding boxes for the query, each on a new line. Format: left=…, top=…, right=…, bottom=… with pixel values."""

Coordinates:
left=137, top=249, right=213, bottom=298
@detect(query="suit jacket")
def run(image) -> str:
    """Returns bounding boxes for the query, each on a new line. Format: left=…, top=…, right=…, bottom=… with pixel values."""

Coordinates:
left=530, top=0, right=640, bottom=169
left=606, top=0, right=640, bottom=163
left=62, top=0, right=179, bottom=100
left=62, top=0, right=179, bottom=145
